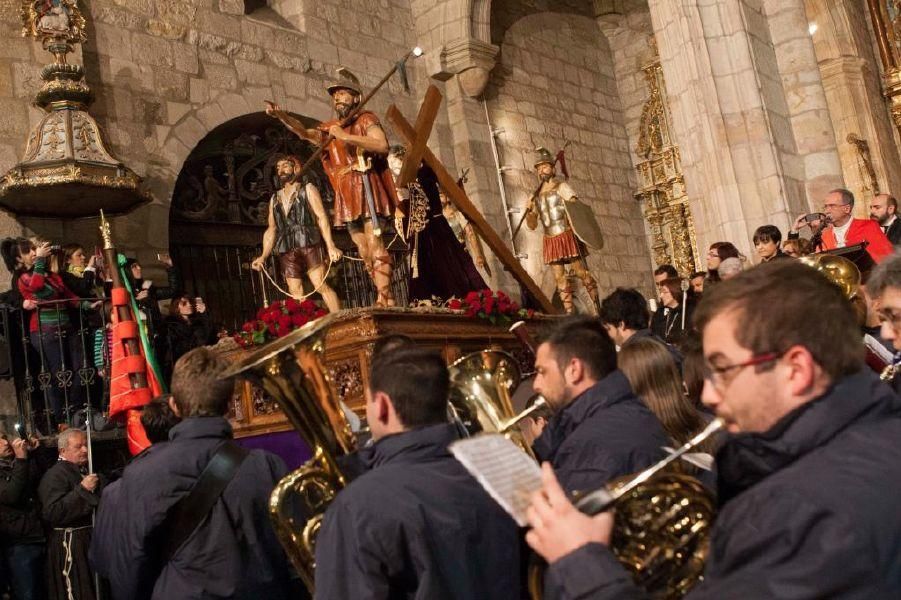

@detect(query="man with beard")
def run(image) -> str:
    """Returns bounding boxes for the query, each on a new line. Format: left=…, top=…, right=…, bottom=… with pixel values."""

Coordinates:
left=525, top=148, right=599, bottom=314
left=870, top=193, right=901, bottom=246
left=39, top=428, right=104, bottom=600
left=251, top=155, right=343, bottom=312
left=265, top=69, right=401, bottom=307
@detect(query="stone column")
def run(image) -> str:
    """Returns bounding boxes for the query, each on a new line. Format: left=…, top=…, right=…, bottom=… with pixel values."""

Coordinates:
left=805, top=0, right=901, bottom=209
left=647, top=0, right=842, bottom=255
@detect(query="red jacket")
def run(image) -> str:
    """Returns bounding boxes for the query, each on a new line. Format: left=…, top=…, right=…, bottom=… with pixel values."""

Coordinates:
left=820, top=218, right=894, bottom=264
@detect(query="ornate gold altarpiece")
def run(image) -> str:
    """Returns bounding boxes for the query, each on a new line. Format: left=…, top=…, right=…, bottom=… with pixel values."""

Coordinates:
left=224, top=308, right=547, bottom=438
left=633, top=45, right=699, bottom=277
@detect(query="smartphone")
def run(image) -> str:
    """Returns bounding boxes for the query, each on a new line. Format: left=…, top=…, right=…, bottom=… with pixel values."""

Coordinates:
left=157, top=252, right=170, bottom=263
left=13, top=423, right=24, bottom=439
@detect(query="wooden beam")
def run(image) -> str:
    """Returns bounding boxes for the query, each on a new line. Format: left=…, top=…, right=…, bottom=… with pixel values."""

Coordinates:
left=386, top=90, right=558, bottom=314
left=396, top=86, right=442, bottom=189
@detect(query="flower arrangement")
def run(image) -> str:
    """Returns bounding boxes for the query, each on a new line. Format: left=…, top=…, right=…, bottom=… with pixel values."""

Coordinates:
left=447, top=289, right=534, bottom=326
left=233, top=298, right=327, bottom=348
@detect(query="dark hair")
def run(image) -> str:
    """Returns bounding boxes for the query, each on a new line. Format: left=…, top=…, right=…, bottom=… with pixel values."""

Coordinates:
left=388, top=144, right=406, bottom=157
left=168, top=294, right=193, bottom=319
left=693, top=261, right=863, bottom=380
left=599, top=288, right=650, bottom=331
left=368, top=347, right=449, bottom=429
left=654, top=265, right=678, bottom=279
left=888, top=196, right=898, bottom=210
left=0, top=238, right=34, bottom=273
left=678, top=332, right=705, bottom=409
left=141, top=395, right=181, bottom=444
left=868, top=251, right=901, bottom=296
left=707, top=242, right=741, bottom=283
left=659, top=278, right=683, bottom=303
left=830, top=188, right=855, bottom=209
left=371, top=334, right=415, bottom=361
left=61, top=243, right=84, bottom=266
left=171, top=347, right=235, bottom=418
left=690, top=271, right=706, bottom=280
left=752, top=225, right=782, bottom=246
left=540, top=316, right=617, bottom=381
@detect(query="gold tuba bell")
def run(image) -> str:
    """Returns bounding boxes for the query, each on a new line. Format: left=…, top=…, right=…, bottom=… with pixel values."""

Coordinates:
left=225, top=314, right=354, bottom=592
left=447, top=349, right=543, bottom=457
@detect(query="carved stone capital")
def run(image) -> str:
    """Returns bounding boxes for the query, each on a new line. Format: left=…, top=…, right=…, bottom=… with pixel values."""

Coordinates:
left=430, top=37, right=499, bottom=98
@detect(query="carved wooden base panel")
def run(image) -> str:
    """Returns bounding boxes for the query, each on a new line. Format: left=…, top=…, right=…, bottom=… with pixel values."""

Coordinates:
left=224, top=307, right=550, bottom=438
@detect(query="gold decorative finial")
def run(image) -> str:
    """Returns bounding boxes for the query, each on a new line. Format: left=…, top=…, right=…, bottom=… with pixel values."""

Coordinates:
left=99, top=209, right=113, bottom=250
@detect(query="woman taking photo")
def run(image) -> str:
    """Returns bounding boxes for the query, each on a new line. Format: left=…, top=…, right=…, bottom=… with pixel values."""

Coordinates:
left=2, top=238, right=84, bottom=427
left=165, top=295, right=217, bottom=371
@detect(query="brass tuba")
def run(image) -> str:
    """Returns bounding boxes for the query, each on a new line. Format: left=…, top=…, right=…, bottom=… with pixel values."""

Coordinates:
left=447, top=349, right=543, bottom=457
left=225, top=314, right=355, bottom=592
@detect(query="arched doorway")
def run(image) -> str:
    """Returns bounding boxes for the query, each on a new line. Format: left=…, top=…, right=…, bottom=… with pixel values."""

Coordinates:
left=168, top=112, right=410, bottom=332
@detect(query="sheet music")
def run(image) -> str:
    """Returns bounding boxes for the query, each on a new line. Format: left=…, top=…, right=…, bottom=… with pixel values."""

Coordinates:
left=450, top=434, right=542, bottom=527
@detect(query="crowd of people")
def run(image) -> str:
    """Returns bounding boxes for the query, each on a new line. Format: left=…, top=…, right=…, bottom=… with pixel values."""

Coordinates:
left=0, top=239, right=220, bottom=432
left=1, top=185, right=901, bottom=599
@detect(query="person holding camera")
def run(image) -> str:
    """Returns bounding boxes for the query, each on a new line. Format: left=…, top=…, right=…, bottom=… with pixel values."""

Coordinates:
left=789, top=188, right=893, bottom=263
left=0, top=432, right=45, bottom=600
left=164, top=295, right=218, bottom=372
left=1, top=238, right=85, bottom=427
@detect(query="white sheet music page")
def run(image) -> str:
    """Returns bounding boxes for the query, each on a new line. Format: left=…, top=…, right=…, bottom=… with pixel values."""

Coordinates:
left=449, top=434, right=542, bottom=526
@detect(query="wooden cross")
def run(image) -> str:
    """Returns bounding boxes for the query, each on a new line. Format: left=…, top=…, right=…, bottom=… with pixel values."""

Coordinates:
left=387, top=85, right=558, bottom=314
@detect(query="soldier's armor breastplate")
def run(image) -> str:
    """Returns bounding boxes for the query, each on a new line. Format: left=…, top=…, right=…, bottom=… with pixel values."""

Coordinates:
left=538, top=190, right=569, bottom=236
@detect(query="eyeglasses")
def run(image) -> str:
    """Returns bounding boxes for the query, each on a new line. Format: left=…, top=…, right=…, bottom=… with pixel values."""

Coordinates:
left=823, top=203, right=848, bottom=210
left=703, top=352, right=783, bottom=392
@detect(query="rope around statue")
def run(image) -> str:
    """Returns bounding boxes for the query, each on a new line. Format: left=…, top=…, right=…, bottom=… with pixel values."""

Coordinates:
left=258, top=253, right=367, bottom=301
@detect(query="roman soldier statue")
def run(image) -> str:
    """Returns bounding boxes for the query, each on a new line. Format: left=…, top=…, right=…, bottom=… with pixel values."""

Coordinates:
left=264, top=68, right=401, bottom=307
left=525, top=147, right=600, bottom=314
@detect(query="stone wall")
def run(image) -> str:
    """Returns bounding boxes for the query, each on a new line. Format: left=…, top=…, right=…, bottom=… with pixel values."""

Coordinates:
left=485, top=0, right=651, bottom=299
left=0, top=0, right=443, bottom=287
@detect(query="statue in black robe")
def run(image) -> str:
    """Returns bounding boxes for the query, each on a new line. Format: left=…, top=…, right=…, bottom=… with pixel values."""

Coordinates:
left=38, top=436, right=104, bottom=600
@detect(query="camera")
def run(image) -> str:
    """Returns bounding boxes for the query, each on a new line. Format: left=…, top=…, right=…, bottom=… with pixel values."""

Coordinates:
left=804, top=213, right=826, bottom=224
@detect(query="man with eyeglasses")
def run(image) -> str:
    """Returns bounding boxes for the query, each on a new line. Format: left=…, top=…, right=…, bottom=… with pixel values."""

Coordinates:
left=868, top=252, right=901, bottom=393
left=524, top=260, right=901, bottom=599
left=789, top=188, right=892, bottom=263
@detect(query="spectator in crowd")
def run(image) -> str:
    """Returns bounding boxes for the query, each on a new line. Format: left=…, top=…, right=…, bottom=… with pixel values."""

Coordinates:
left=705, top=242, right=741, bottom=283
left=654, top=277, right=692, bottom=344
left=867, top=252, right=901, bottom=394
left=752, top=225, right=788, bottom=263
left=39, top=428, right=103, bottom=600
left=870, top=193, right=901, bottom=245
left=164, top=295, right=217, bottom=370
left=525, top=261, right=901, bottom=598
left=2, top=238, right=85, bottom=427
left=91, top=347, right=293, bottom=599
left=140, top=395, right=181, bottom=445
left=0, top=433, right=44, bottom=600
left=598, top=288, right=652, bottom=349
left=123, top=256, right=181, bottom=369
left=315, top=347, right=523, bottom=599
left=618, top=337, right=717, bottom=486
left=781, top=237, right=812, bottom=258
left=531, top=317, right=667, bottom=495
left=718, top=257, right=743, bottom=280
left=59, top=244, right=99, bottom=301
left=689, top=271, right=706, bottom=294
left=650, top=265, right=679, bottom=338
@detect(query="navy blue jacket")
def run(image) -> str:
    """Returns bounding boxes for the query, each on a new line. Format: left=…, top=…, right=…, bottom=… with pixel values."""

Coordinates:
left=534, top=370, right=669, bottom=495
left=314, top=423, right=523, bottom=599
left=546, top=370, right=901, bottom=599
left=90, top=417, right=293, bottom=600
